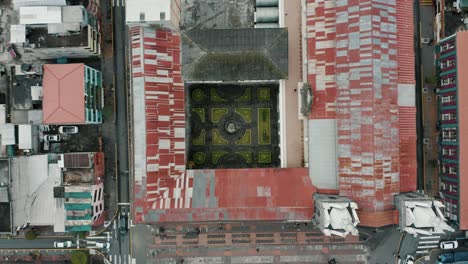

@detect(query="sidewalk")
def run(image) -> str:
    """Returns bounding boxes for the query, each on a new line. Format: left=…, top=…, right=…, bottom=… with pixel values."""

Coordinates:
left=0, top=251, right=70, bottom=263
left=96, top=0, right=118, bottom=233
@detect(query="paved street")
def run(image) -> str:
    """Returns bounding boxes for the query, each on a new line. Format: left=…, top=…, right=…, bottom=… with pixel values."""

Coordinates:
left=419, top=2, right=439, bottom=196
left=111, top=0, right=132, bottom=263
left=0, top=238, right=59, bottom=249
left=131, top=221, right=370, bottom=263
left=113, top=0, right=130, bottom=205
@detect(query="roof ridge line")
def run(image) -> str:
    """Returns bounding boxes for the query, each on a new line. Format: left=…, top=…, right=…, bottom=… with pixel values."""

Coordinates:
left=58, top=106, right=84, bottom=123
left=56, top=64, right=84, bottom=81
left=264, top=29, right=287, bottom=52
left=262, top=50, right=287, bottom=79
left=181, top=31, right=207, bottom=79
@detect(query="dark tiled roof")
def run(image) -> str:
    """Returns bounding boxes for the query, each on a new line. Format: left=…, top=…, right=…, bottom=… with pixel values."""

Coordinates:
left=182, top=28, right=288, bottom=81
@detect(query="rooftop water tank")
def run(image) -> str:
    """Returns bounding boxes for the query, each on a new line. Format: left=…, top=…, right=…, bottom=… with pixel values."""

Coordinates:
left=256, top=0, right=278, bottom=7
left=255, top=7, right=279, bottom=23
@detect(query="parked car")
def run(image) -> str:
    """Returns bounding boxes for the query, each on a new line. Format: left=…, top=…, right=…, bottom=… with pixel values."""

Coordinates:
left=58, top=126, right=78, bottom=134
left=44, top=134, right=61, bottom=142
left=54, top=241, right=72, bottom=248
left=404, top=255, right=414, bottom=264
left=95, top=242, right=110, bottom=249
left=119, top=209, right=128, bottom=235
left=440, top=240, right=458, bottom=250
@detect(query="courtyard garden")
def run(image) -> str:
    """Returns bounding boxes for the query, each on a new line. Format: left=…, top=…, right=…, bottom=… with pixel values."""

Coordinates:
left=186, top=83, right=280, bottom=169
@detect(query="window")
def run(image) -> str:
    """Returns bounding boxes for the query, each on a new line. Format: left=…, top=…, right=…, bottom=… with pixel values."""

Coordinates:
left=99, top=204, right=103, bottom=211
left=441, top=165, right=447, bottom=173
left=160, top=12, right=166, bottom=20
left=441, top=95, right=454, bottom=103
left=441, top=113, right=456, bottom=121
left=93, top=190, right=98, bottom=203
left=98, top=188, right=102, bottom=201
left=447, top=59, right=455, bottom=67
left=441, top=77, right=456, bottom=86
left=442, top=128, right=457, bottom=142
left=449, top=166, right=458, bottom=174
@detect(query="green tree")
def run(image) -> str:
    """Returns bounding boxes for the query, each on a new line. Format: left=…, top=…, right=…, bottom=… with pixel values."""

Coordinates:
left=25, top=230, right=39, bottom=240
left=71, top=250, right=89, bottom=264
left=76, top=231, right=87, bottom=239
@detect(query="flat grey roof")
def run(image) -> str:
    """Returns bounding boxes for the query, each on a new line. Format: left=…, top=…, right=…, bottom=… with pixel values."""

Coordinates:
left=27, top=26, right=89, bottom=49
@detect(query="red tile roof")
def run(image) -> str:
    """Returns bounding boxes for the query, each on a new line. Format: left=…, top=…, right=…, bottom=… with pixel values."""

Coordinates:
left=43, top=64, right=85, bottom=124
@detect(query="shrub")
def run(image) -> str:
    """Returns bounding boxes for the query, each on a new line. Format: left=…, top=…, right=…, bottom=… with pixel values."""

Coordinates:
left=71, top=250, right=89, bottom=264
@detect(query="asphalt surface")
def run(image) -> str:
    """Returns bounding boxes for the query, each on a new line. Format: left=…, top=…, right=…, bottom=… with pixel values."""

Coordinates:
left=111, top=1, right=132, bottom=263
left=0, top=238, right=59, bottom=249
left=113, top=1, right=130, bottom=206
left=414, top=0, right=424, bottom=190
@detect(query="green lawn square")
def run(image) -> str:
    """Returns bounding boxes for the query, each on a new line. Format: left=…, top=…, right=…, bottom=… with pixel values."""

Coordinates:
left=211, top=108, right=228, bottom=122
left=258, top=152, right=272, bottom=163
left=186, top=83, right=280, bottom=169
left=258, top=87, right=270, bottom=100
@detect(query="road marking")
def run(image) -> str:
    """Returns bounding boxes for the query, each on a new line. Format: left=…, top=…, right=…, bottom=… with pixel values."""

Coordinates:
left=421, top=236, right=440, bottom=240
left=419, top=240, right=439, bottom=244
left=109, top=255, right=113, bottom=261
left=132, top=258, right=136, bottom=264
left=128, top=254, right=131, bottom=264
left=417, top=245, right=438, bottom=249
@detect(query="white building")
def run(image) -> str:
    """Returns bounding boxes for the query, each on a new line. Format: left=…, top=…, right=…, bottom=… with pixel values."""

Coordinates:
left=313, top=193, right=360, bottom=237
left=395, top=192, right=454, bottom=237
left=125, top=0, right=181, bottom=28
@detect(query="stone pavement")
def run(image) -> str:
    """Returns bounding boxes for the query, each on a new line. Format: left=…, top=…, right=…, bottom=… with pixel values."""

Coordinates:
left=134, top=221, right=369, bottom=264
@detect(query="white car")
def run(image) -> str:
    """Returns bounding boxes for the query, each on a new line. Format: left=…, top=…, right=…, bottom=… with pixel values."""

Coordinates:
left=58, top=126, right=78, bottom=134
left=95, top=242, right=110, bottom=249
left=54, top=241, right=72, bottom=248
left=440, top=240, right=458, bottom=250
left=404, top=255, right=415, bottom=264
left=44, top=134, right=61, bottom=142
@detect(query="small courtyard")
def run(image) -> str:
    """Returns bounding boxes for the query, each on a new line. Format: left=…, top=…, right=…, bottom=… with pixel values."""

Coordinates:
left=186, top=83, right=280, bottom=169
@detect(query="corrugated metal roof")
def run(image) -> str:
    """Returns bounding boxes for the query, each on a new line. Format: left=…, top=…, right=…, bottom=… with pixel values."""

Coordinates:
left=306, top=0, right=416, bottom=224
left=131, top=26, right=314, bottom=223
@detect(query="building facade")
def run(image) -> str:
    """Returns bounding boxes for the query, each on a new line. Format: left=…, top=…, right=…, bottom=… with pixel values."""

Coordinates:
left=43, top=63, right=103, bottom=124
left=436, top=31, right=468, bottom=229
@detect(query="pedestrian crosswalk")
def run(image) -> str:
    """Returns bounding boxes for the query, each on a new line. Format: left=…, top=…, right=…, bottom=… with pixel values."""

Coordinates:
left=109, top=254, right=135, bottom=264
left=416, top=235, right=440, bottom=255
left=112, top=0, right=125, bottom=7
